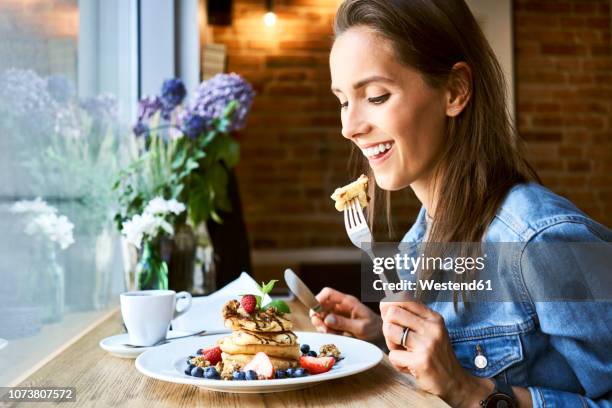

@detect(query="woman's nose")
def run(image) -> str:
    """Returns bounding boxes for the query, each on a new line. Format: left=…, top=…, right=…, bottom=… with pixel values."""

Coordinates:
left=341, top=107, right=371, bottom=140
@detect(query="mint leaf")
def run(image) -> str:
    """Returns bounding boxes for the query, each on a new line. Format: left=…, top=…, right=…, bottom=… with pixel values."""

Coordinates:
left=260, top=280, right=278, bottom=295
left=263, top=300, right=290, bottom=314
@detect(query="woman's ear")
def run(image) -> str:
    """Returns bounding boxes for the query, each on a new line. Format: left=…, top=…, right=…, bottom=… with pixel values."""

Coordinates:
left=445, top=62, right=472, bottom=117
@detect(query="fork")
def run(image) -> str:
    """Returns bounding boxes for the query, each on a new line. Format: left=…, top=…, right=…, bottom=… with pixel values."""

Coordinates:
left=344, top=198, right=394, bottom=297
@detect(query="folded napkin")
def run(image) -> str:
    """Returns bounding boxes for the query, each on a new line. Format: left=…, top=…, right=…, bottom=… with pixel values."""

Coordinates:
left=171, top=272, right=272, bottom=332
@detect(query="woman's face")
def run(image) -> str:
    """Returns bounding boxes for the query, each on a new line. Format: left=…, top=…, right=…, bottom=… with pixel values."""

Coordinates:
left=330, top=26, right=448, bottom=191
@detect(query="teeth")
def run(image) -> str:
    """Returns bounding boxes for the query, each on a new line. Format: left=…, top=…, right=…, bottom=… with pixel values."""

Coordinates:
left=362, top=142, right=393, bottom=158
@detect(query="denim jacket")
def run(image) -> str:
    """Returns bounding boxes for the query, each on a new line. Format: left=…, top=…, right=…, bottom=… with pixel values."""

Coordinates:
left=398, top=183, right=612, bottom=407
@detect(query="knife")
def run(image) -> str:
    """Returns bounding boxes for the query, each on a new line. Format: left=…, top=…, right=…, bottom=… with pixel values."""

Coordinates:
left=284, top=268, right=324, bottom=314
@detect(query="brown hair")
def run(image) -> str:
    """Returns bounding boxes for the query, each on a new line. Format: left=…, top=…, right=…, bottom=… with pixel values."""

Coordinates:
left=335, top=0, right=540, bottom=245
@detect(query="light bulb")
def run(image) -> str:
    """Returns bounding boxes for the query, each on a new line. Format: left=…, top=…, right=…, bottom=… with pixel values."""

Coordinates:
left=263, top=11, right=276, bottom=27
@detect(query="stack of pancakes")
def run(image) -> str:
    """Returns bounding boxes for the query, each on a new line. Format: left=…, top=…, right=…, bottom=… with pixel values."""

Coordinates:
left=219, top=300, right=300, bottom=371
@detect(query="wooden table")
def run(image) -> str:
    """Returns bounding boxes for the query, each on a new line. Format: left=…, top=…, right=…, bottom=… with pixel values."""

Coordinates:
left=11, top=301, right=448, bottom=407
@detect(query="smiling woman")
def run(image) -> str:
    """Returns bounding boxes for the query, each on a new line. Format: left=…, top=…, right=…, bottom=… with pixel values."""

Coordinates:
left=310, top=1, right=612, bottom=408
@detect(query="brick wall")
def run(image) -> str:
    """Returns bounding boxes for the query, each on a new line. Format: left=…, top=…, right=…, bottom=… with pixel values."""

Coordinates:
left=212, top=0, right=612, bottom=251
left=515, top=0, right=612, bottom=225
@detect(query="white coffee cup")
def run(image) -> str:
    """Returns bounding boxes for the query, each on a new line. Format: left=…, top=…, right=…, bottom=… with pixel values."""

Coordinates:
left=120, top=290, right=192, bottom=346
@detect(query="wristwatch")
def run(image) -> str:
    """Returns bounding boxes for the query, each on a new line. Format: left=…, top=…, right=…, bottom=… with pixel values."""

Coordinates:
left=479, top=378, right=518, bottom=408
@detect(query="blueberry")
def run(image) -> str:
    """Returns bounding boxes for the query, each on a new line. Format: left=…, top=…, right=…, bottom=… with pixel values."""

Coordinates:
left=275, top=369, right=286, bottom=379
left=191, top=366, right=204, bottom=377
left=245, top=370, right=258, bottom=381
left=184, top=364, right=195, bottom=375
left=293, top=368, right=306, bottom=377
left=300, top=344, right=310, bottom=355
left=285, top=368, right=294, bottom=377
left=196, top=349, right=204, bottom=355
left=233, top=371, right=246, bottom=381
left=307, top=351, right=317, bottom=357
left=204, top=367, right=220, bottom=379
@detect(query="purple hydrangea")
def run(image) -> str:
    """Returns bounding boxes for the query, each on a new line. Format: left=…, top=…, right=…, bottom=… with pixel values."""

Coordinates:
left=0, top=68, right=57, bottom=117
left=181, top=112, right=207, bottom=139
left=160, top=78, right=186, bottom=119
left=137, top=95, right=163, bottom=121
left=46, top=75, right=75, bottom=104
left=187, top=73, right=254, bottom=132
left=80, top=93, right=118, bottom=122
left=132, top=122, right=149, bottom=137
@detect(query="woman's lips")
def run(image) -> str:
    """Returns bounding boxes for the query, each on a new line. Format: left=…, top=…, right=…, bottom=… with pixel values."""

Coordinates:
left=367, top=143, right=394, bottom=165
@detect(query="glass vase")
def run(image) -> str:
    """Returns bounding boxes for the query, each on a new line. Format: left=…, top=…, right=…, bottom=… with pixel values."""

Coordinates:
left=39, top=245, right=65, bottom=323
left=164, top=222, right=215, bottom=295
left=194, top=222, right=216, bottom=295
left=136, top=240, right=168, bottom=290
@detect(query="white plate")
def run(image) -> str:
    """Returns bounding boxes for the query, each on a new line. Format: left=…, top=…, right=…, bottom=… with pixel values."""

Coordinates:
left=0, top=338, right=7, bottom=350
left=99, top=331, right=192, bottom=359
left=136, top=331, right=384, bottom=393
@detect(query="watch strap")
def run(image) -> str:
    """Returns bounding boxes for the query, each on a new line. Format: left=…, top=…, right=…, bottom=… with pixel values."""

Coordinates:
left=493, top=378, right=516, bottom=400
left=479, top=378, right=518, bottom=407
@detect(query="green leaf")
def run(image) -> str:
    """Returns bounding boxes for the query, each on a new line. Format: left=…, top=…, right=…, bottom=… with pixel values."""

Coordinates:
left=210, top=210, right=223, bottom=224
left=259, top=280, right=278, bottom=295
left=171, top=147, right=186, bottom=170
left=255, top=295, right=262, bottom=310
left=263, top=300, right=291, bottom=314
left=187, top=174, right=213, bottom=225
left=219, top=137, right=240, bottom=168
left=222, top=100, right=238, bottom=118
left=201, top=130, right=218, bottom=147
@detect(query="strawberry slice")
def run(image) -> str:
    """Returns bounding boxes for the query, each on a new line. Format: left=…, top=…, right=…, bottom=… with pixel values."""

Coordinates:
left=201, top=345, right=222, bottom=365
left=299, top=355, right=335, bottom=374
left=243, top=352, right=275, bottom=379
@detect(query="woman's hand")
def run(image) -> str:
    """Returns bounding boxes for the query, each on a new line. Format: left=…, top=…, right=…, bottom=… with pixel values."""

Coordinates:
left=380, top=297, right=495, bottom=408
left=309, top=287, right=383, bottom=342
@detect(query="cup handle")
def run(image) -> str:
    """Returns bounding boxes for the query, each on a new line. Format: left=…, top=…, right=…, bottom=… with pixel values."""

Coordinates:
left=173, top=291, right=192, bottom=319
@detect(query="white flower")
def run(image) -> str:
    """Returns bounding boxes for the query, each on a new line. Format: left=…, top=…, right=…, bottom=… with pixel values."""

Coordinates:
left=11, top=197, right=57, bottom=215
left=51, top=214, right=76, bottom=249
left=144, top=196, right=186, bottom=216
left=121, top=214, right=146, bottom=249
left=143, top=197, right=168, bottom=215
left=121, top=207, right=177, bottom=249
left=165, top=199, right=186, bottom=215
left=13, top=198, right=75, bottom=249
left=24, top=212, right=75, bottom=250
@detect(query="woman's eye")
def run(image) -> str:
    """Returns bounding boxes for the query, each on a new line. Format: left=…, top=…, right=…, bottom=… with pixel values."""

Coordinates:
left=340, top=101, right=348, bottom=109
left=368, top=93, right=390, bottom=104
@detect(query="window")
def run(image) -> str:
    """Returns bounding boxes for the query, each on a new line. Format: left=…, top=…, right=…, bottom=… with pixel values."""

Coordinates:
left=0, top=0, right=137, bottom=386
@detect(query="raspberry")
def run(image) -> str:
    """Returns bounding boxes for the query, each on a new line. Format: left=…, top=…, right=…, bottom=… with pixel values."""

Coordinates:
left=241, top=294, right=257, bottom=313
left=202, top=346, right=222, bottom=365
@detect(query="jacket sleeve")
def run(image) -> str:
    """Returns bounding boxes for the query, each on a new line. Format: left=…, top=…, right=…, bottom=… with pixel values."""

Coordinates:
left=521, top=221, right=612, bottom=408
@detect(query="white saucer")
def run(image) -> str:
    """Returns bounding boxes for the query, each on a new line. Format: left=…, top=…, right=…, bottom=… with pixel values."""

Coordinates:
left=0, top=338, right=7, bottom=350
left=99, top=331, right=191, bottom=359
